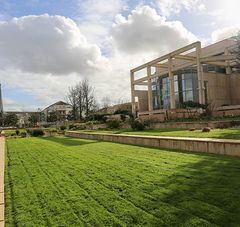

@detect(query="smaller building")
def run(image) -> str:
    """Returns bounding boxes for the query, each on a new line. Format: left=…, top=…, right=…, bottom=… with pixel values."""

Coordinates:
left=5, top=111, right=40, bottom=127
left=41, top=101, right=72, bottom=123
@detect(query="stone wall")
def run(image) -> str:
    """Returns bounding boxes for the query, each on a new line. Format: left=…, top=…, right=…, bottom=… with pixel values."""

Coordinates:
left=66, top=131, right=240, bottom=157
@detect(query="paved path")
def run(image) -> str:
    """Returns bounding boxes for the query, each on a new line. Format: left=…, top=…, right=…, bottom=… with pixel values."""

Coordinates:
left=0, top=137, right=5, bottom=227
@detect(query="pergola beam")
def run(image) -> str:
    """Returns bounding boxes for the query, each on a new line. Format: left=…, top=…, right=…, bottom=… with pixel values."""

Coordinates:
left=174, top=55, right=196, bottom=61
left=200, top=54, right=237, bottom=62
left=152, top=63, right=169, bottom=68
left=202, top=61, right=228, bottom=67
left=131, top=41, right=200, bottom=73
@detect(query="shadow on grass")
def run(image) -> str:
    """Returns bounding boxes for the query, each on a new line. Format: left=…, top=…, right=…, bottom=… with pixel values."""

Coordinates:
left=39, top=136, right=99, bottom=147
left=212, top=132, right=240, bottom=140
left=142, top=154, right=240, bottom=226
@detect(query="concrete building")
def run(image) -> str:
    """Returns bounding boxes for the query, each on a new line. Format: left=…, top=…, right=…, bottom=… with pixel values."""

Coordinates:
left=41, top=101, right=72, bottom=123
left=130, top=37, right=240, bottom=121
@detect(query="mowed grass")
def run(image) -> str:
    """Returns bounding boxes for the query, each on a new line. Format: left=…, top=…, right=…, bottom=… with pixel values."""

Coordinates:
left=5, top=137, right=240, bottom=226
left=82, top=128, right=240, bottom=140
left=3, top=129, right=27, bottom=136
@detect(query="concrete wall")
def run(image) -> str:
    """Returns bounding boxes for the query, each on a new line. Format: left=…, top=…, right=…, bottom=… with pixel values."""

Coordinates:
left=203, top=72, right=231, bottom=107
left=66, top=131, right=240, bottom=158
left=135, top=90, right=148, bottom=112
left=229, top=73, right=240, bottom=105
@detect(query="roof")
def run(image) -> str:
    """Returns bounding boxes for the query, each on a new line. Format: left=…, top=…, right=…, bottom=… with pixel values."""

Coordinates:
left=42, top=101, right=71, bottom=111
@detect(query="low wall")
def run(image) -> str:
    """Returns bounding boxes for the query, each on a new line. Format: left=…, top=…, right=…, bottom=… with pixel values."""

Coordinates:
left=150, top=120, right=240, bottom=129
left=65, top=131, right=240, bottom=157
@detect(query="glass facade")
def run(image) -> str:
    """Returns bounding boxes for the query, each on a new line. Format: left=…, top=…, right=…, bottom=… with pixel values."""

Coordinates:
left=152, top=68, right=199, bottom=110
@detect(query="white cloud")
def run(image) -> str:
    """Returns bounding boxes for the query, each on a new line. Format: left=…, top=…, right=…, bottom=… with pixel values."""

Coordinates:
left=156, top=0, right=205, bottom=17
left=3, top=97, right=25, bottom=112
left=112, top=5, right=197, bottom=55
left=212, top=27, right=240, bottom=42
left=0, top=14, right=106, bottom=75
left=0, top=6, right=202, bottom=110
left=77, top=0, right=127, bottom=46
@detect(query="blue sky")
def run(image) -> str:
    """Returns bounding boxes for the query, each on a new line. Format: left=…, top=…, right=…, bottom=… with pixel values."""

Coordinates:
left=0, top=0, right=239, bottom=111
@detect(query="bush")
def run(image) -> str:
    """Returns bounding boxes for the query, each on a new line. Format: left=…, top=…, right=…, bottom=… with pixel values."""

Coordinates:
left=28, top=129, right=44, bottom=137
left=69, top=124, right=75, bottom=129
left=130, top=119, right=145, bottom=131
left=16, top=130, right=20, bottom=136
left=87, top=114, right=107, bottom=123
left=60, top=125, right=66, bottom=131
left=42, top=124, right=50, bottom=128
left=20, top=132, right=27, bottom=137
left=114, top=109, right=130, bottom=115
left=106, top=120, right=120, bottom=129
left=86, top=121, right=101, bottom=125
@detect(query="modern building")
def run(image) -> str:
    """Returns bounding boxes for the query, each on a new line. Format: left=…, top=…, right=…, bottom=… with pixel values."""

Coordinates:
left=41, top=101, right=72, bottom=123
left=130, top=37, right=240, bottom=121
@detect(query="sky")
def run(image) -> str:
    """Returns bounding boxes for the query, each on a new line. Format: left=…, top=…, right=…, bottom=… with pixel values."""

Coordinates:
left=0, top=0, right=239, bottom=111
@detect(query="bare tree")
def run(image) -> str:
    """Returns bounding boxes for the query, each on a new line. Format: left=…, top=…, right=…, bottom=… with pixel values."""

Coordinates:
left=67, top=79, right=96, bottom=120
left=76, top=82, right=84, bottom=120
left=82, top=79, right=95, bottom=118
left=67, top=86, right=78, bottom=120
left=101, top=96, right=112, bottom=109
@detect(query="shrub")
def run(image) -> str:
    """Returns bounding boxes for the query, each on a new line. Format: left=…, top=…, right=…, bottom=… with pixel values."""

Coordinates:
left=106, top=120, right=120, bottom=129
left=42, top=124, right=50, bottom=128
left=120, top=114, right=127, bottom=122
left=16, top=130, right=20, bottom=136
left=130, top=120, right=145, bottom=131
left=28, top=129, right=44, bottom=137
left=202, top=127, right=211, bottom=132
left=69, top=124, right=75, bottom=129
left=20, top=132, right=27, bottom=137
left=60, top=125, right=66, bottom=131
left=86, top=121, right=101, bottom=125
left=87, top=114, right=107, bottom=123
left=114, top=109, right=130, bottom=115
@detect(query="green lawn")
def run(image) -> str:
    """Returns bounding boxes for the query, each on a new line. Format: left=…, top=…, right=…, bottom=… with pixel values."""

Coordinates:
left=5, top=137, right=240, bottom=226
left=81, top=128, right=240, bottom=140
left=3, top=129, right=26, bottom=136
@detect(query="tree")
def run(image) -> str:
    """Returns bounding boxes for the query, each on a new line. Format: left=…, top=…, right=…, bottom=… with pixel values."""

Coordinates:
left=76, top=82, right=84, bottom=120
left=101, top=96, right=112, bottom=109
left=47, top=111, right=58, bottom=122
left=82, top=79, right=95, bottom=118
left=67, top=86, right=78, bottom=121
left=66, top=79, right=96, bottom=120
left=28, top=113, right=39, bottom=126
left=4, top=113, right=18, bottom=126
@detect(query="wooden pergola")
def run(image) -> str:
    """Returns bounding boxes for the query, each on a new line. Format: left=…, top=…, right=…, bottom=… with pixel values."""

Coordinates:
left=130, top=39, right=238, bottom=116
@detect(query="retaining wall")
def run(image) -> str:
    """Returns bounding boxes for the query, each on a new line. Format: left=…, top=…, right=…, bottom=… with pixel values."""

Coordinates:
left=150, top=120, right=240, bottom=129
left=65, top=131, right=240, bottom=157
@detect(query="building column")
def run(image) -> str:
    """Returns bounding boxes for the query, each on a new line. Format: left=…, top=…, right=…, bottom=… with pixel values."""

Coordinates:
left=196, top=43, right=205, bottom=104
left=147, top=66, right=153, bottom=113
left=225, top=48, right=232, bottom=75
left=130, top=71, right=136, bottom=116
left=168, top=57, right=176, bottom=109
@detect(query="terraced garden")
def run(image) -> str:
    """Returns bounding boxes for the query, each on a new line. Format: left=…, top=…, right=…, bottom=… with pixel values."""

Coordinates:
left=5, top=136, right=240, bottom=226
left=81, top=128, right=240, bottom=140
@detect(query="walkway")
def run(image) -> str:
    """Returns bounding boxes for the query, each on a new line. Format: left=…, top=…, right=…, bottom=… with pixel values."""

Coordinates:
left=0, top=138, right=5, bottom=227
